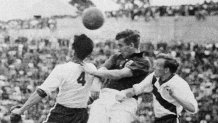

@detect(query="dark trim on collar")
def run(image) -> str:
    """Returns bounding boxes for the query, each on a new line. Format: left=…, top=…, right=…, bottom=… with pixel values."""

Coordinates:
left=117, top=52, right=144, bottom=59
left=128, top=52, right=144, bottom=58
left=117, top=53, right=124, bottom=59
left=159, top=74, right=175, bottom=86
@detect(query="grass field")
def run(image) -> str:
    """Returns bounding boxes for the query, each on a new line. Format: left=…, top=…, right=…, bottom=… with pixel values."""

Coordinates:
left=11, top=16, right=218, bottom=44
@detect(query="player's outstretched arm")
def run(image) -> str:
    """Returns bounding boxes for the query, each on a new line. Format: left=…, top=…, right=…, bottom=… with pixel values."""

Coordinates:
left=11, top=89, right=45, bottom=115
left=83, top=54, right=124, bottom=79
left=11, top=65, right=62, bottom=119
left=116, top=74, right=154, bottom=102
left=93, top=67, right=133, bottom=79
left=83, top=63, right=133, bottom=80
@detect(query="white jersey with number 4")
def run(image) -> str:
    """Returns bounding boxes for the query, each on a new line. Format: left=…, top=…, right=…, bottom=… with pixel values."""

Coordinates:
left=38, top=61, right=97, bottom=108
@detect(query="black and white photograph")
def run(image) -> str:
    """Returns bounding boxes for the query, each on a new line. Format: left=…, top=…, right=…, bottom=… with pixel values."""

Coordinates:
left=0, top=0, right=218, bottom=123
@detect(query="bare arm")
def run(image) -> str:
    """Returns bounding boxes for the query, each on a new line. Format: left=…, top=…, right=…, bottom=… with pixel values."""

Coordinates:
left=20, top=91, right=43, bottom=113
left=11, top=91, right=43, bottom=115
left=84, top=63, right=133, bottom=80
left=91, top=67, right=133, bottom=80
left=12, top=65, right=62, bottom=115
left=116, top=73, right=154, bottom=102
left=83, top=54, right=133, bottom=80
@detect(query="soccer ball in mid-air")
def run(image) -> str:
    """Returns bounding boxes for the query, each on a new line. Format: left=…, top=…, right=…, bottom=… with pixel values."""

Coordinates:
left=82, top=7, right=104, bottom=30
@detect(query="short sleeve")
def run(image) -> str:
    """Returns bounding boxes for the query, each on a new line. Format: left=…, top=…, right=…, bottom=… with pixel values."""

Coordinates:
left=38, top=65, right=63, bottom=96
left=126, top=58, right=150, bottom=76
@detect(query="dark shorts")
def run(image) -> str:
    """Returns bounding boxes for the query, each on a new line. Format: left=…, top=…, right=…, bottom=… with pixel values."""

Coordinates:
left=154, top=115, right=179, bottom=123
left=43, top=104, right=88, bottom=123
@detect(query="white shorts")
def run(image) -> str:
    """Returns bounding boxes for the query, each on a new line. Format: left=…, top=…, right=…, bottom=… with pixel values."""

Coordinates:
left=88, top=88, right=138, bottom=123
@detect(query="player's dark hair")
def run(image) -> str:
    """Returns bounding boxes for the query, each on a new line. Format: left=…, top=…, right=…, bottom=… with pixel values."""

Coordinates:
left=156, top=53, right=179, bottom=73
left=115, top=29, right=140, bottom=48
left=72, top=34, right=94, bottom=60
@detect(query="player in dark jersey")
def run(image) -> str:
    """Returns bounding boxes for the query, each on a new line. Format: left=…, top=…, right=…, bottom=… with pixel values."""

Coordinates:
left=83, top=29, right=150, bottom=123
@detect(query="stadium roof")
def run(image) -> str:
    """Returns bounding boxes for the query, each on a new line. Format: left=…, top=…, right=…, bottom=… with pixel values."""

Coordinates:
left=31, top=0, right=77, bottom=17
left=0, top=0, right=35, bottom=21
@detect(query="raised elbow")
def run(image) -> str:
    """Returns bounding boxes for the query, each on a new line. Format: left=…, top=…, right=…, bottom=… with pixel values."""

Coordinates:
left=188, top=105, right=198, bottom=114
left=189, top=108, right=196, bottom=113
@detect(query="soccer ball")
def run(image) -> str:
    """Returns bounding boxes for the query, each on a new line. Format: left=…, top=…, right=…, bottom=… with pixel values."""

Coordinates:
left=82, top=7, right=104, bottom=30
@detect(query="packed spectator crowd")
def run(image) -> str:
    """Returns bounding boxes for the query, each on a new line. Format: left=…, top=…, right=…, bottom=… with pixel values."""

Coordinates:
left=115, top=0, right=218, bottom=19
left=70, top=0, right=218, bottom=21
left=0, top=17, right=57, bottom=31
left=0, top=35, right=218, bottom=123
left=1, top=0, right=218, bottom=33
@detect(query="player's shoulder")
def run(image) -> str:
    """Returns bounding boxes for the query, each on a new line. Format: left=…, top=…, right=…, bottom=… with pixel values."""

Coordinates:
left=110, top=53, right=121, bottom=59
left=128, top=53, right=150, bottom=69
left=53, top=63, right=64, bottom=69
left=130, top=52, right=148, bottom=63
left=146, top=72, right=155, bottom=80
left=83, top=62, right=97, bottom=70
left=54, top=62, right=78, bottom=70
left=171, top=74, right=189, bottom=86
left=148, top=72, right=155, bottom=77
left=84, top=62, right=95, bottom=67
left=173, top=74, right=186, bottom=82
left=55, top=62, right=71, bottom=68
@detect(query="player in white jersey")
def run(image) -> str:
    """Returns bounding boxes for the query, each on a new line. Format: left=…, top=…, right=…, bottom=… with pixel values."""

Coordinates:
left=116, top=53, right=198, bottom=123
left=10, top=34, right=96, bottom=123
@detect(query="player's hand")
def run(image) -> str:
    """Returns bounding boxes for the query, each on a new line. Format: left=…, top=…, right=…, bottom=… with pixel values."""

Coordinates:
left=164, top=86, right=175, bottom=97
left=11, top=107, right=22, bottom=115
left=115, top=91, right=127, bottom=102
left=10, top=106, right=22, bottom=122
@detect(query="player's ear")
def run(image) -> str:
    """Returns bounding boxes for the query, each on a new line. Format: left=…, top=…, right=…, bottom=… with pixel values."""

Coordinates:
left=165, top=67, right=170, bottom=73
left=130, top=42, right=134, bottom=47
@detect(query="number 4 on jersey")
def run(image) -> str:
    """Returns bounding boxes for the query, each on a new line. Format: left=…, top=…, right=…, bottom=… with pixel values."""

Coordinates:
left=77, top=72, right=86, bottom=86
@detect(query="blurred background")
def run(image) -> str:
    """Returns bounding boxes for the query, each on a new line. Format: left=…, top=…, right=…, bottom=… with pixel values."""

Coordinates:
left=0, top=0, right=218, bottom=123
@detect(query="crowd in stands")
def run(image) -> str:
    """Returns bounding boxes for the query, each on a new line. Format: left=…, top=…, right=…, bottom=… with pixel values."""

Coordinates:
left=0, top=35, right=218, bottom=123
left=116, top=0, right=218, bottom=19
left=1, top=0, right=218, bottom=32
left=0, top=17, right=57, bottom=31
left=70, top=0, right=218, bottom=21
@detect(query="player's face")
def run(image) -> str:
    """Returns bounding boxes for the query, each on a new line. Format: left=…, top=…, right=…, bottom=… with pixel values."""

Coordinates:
left=117, top=38, right=135, bottom=58
left=153, top=58, right=165, bottom=77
